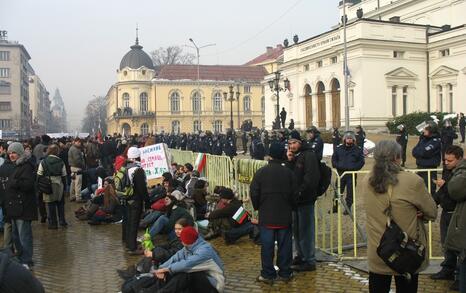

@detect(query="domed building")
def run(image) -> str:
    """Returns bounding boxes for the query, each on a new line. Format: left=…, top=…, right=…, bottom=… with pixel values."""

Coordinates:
left=106, top=36, right=266, bottom=135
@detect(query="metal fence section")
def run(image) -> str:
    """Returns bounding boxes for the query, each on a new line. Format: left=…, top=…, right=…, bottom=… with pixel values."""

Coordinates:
left=205, top=154, right=234, bottom=194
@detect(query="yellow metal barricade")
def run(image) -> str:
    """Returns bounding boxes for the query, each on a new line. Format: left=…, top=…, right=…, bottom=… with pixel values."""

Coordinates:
left=169, top=149, right=195, bottom=166
left=204, top=154, right=234, bottom=194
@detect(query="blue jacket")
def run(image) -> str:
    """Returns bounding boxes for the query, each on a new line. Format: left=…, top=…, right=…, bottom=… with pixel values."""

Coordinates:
left=160, top=237, right=224, bottom=288
left=412, top=135, right=441, bottom=167
left=331, top=144, right=365, bottom=173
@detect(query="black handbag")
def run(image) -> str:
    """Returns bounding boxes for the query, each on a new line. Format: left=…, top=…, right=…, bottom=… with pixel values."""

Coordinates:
left=37, top=160, right=53, bottom=194
left=376, top=186, right=425, bottom=280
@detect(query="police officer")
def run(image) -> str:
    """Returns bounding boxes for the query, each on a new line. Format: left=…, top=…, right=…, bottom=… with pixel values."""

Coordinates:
left=250, top=131, right=266, bottom=160
left=331, top=131, right=365, bottom=213
left=241, top=131, right=248, bottom=154
left=412, top=124, right=442, bottom=195
left=355, top=125, right=366, bottom=153
left=396, top=124, right=408, bottom=167
left=223, top=130, right=237, bottom=159
left=441, top=120, right=458, bottom=161
left=332, top=127, right=341, bottom=153
left=459, top=112, right=465, bottom=143
left=305, top=126, right=324, bottom=161
left=211, top=135, right=223, bottom=156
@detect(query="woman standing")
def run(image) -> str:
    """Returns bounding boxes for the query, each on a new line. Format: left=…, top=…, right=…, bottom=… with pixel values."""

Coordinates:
left=362, top=140, right=437, bottom=292
left=37, top=144, right=68, bottom=229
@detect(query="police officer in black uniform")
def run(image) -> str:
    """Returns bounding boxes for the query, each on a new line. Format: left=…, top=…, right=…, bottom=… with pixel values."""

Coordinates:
left=355, top=125, right=366, bottom=153
left=223, top=130, right=237, bottom=159
left=305, top=126, right=324, bottom=161
left=332, top=127, right=341, bottom=153
left=250, top=131, right=266, bottom=160
left=396, top=124, right=408, bottom=167
left=441, top=120, right=458, bottom=161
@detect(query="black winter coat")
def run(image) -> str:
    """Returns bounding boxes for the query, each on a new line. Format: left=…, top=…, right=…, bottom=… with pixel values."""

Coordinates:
left=250, top=160, right=297, bottom=226
left=433, top=168, right=456, bottom=212
left=0, top=252, right=45, bottom=293
left=3, top=154, right=38, bottom=221
left=441, top=127, right=458, bottom=150
left=332, top=143, right=365, bottom=173
left=307, top=134, right=324, bottom=161
left=412, top=134, right=441, bottom=167
left=0, top=159, right=15, bottom=205
left=208, top=198, right=244, bottom=227
left=292, top=145, right=321, bottom=205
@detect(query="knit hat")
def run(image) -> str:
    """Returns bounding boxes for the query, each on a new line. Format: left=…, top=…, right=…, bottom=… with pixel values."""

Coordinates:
left=288, top=130, right=302, bottom=143
left=219, top=187, right=234, bottom=200
left=343, top=131, right=356, bottom=141
left=7, top=142, right=24, bottom=156
left=127, top=146, right=140, bottom=159
left=269, top=142, right=284, bottom=160
left=180, top=226, right=198, bottom=245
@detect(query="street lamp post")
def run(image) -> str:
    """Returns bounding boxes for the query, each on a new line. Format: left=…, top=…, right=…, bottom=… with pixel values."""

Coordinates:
left=342, top=0, right=350, bottom=131
left=268, top=71, right=290, bottom=129
left=188, top=38, right=215, bottom=131
left=223, top=85, right=240, bottom=130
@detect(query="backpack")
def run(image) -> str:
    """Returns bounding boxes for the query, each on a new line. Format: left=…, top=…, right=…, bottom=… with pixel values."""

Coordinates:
left=114, top=166, right=134, bottom=199
left=317, top=162, right=332, bottom=197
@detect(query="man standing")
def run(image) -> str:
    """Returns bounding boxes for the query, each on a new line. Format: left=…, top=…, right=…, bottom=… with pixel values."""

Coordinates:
left=241, top=131, right=248, bottom=155
left=68, top=138, right=85, bottom=202
left=459, top=113, right=465, bottom=143
left=250, top=131, right=265, bottom=160
left=287, top=130, right=320, bottom=272
left=280, top=107, right=287, bottom=129
left=412, top=124, right=442, bottom=195
left=396, top=124, right=408, bottom=167
left=431, top=145, right=463, bottom=290
left=305, top=126, right=324, bottom=162
left=355, top=125, right=366, bottom=153
left=441, top=120, right=458, bottom=161
left=332, top=127, right=341, bottom=153
left=331, top=131, right=365, bottom=213
left=250, top=142, right=297, bottom=283
left=444, top=147, right=466, bottom=292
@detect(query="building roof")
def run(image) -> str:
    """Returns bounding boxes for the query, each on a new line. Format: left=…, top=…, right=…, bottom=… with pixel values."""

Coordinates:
left=244, top=45, right=284, bottom=66
left=156, top=64, right=267, bottom=82
left=119, top=38, right=155, bottom=70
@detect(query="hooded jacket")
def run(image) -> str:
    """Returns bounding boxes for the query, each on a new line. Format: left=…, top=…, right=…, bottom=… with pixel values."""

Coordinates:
left=0, top=252, right=45, bottom=293
left=445, top=159, right=466, bottom=261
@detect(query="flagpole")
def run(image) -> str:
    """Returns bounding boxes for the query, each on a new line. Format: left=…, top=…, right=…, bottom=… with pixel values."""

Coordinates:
left=343, top=0, right=350, bottom=131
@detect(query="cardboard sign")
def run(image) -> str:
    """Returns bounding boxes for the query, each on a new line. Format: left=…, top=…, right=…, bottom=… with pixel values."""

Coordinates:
left=140, top=143, right=170, bottom=186
left=0, top=130, right=2, bottom=139
left=97, top=177, right=103, bottom=189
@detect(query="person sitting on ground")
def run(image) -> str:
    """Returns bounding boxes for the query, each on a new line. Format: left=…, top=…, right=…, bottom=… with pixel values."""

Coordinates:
left=204, top=187, right=253, bottom=244
left=185, top=170, right=200, bottom=197
left=192, top=179, right=209, bottom=220
left=117, top=218, right=192, bottom=280
left=148, top=195, right=194, bottom=241
left=153, top=226, right=225, bottom=293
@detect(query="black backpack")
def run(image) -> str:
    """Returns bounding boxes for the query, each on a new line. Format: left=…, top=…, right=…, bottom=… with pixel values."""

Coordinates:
left=316, top=162, right=331, bottom=197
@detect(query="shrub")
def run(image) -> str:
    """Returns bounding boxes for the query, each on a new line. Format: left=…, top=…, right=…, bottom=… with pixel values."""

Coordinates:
left=386, top=112, right=458, bottom=135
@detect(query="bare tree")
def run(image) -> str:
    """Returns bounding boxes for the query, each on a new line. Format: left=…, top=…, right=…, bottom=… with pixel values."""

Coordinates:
left=150, top=45, right=195, bottom=67
left=81, top=96, right=107, bottom=134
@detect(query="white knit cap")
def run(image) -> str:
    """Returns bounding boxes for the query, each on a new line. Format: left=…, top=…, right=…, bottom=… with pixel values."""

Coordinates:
left=127, top=146, right=140, bottom=159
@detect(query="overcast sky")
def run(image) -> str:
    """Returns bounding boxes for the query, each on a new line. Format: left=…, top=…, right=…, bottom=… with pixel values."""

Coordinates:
left=1, top=0, right=338, bottom=131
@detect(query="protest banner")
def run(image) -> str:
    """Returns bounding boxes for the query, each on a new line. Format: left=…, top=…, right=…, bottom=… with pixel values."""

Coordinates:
left=140, top=143, right=171, bottom=186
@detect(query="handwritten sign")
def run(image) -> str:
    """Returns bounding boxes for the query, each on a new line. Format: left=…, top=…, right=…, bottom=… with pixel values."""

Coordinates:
left=140, top=143, right=170, bottom=181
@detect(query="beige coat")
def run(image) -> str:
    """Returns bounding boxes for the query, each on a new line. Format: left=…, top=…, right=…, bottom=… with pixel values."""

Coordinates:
left=361, top=171, right=437, bottom=275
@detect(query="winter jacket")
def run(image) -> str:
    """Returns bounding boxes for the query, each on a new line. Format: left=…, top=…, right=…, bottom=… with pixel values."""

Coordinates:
left=356, top=130, right=366, bottom=150
left=445, top=159, right=466, bottom=261
left=332, top=143, right=365, bottom=174
left=396, top=130, right=408, bottom=148
left=250, top=160, right=298, bottom=226
left=412, top=134, right=442, bottom=167
left=37, top=155, right=67, bottom=203
left=126, top=161, right=149, bottom=202
left=151, top=237, right=183, bottom=264
left=3, top=153, right=38, bottom=221
left=85, top=142, right=100, bottom=168
left=208, top=198, right=244, bottom=227
left=432, top=168, right=456, bottom=212
left=307, top=134, right=324, bottom=161
left=292, top=144, right=321, bottom=205
left=441, top=127, right=458, bottom=150
left=362, top=171, right=437, bottom=275
left=68, top=144, right=85, bottom=169
left=160, top=237, right=225, bottom=292
left=0, top=159, right=15, bottom=205
left=165, top=206, right=194, bottom=233
left=0, top=252, right=45, bottom=293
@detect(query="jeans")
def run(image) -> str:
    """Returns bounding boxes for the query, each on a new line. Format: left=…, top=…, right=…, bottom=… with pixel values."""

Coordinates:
left=369, top=272, right=418, bottom=293
left=292, top=204, right=316, bottom=265
left=224, top=221, right=254, bottom=242
left=11, top=219, right=33, bottom=265
left=460, top=259, right=466, bottom=293
left=141, top=210, right=162, bottom=227
left=259, top=225, right=292, bottom=279
left=340, top=174, right=355, bottom=207
left=149, top=215, right=169, bottom=239
left=47, top=198, right=66, bottom=226
left=81, top=184, right=98, bottom=200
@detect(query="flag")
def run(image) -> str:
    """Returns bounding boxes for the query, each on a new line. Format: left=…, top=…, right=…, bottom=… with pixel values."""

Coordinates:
left=232, top=206, right=248, bottom=224
left=195, top=153, right=207, bottom=175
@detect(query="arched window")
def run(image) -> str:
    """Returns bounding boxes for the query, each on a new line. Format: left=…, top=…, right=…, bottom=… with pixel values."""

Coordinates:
left=243, top=96, right=251, bottom=113
left=261, top=96, right=265, bottom=113
left=391, top=86, right=397, bottom=117
left=213, top=92, right=223, bottom=112
left=213, top=120, right=223, bottom=133
left=192, top=91, right=201, bottom=113
left=437, top=85, right=443, bottom=112
left=170, top=92, right=180, bottom=113
left=139, top=92, right=148, bottom=112
left=171, top=120, right=180, bottom=134
left=122, top=93, right=130, bottom=108
left=448, top=83, right=453, bottom=112
left=140, top=123, right=149, bottom=135
left=193, top=120, right=201, bottom=132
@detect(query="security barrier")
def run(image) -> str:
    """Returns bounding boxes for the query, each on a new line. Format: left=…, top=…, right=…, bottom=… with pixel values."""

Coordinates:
left=168, top=148, right=443, bottom=261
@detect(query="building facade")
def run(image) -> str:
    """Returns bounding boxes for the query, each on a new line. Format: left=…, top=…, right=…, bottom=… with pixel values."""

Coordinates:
left=0, top=37, right=32, bottom=138
left=49, top=88, right=67, bottom=133
left=264, top=0, right=466, bottom=130
left=106, top=39, right=266, bottom=135
left=28, top=65, right=50, bottom=136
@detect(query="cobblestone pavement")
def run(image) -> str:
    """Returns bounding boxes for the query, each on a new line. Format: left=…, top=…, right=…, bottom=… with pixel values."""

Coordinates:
left=0, top=200, right=457, bottom=293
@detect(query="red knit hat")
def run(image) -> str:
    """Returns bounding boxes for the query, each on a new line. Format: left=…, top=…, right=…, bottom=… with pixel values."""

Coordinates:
left=180, top=226, right=198, bottom=245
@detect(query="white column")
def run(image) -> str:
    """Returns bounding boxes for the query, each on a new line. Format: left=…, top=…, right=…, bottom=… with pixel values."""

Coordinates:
left=311, top=94, right=318, bottom=126
left=396, top=86, right=403, bottom=116
left=325, top=91, right=332, bottom=129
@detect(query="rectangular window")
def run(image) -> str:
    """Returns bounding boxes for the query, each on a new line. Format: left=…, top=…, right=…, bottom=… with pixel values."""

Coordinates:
left=243, top=85, right=251, bottom=93
left=349, top=89, right=354, bottom=107
left=0, top=101, right=11, bottom=111
left=402, top=86, right=408, bottom=115
left=0, top=119, right=11, bottom=128
left=317, top=60, right=323, bottom=68
left=393, top=51, right=405, bottom=58
left=304, top=64, right=310, bottom=71
left=331, top=56, right=338, bottom=64
left=440, top=49, right=450, bottom=57
left=193, top=120, right=201, bottom=132
left=391, top=86, right=397, bottom=117
left=0, top=51, right=10, bottom=61
left=0, top=81, right=11, bottom=95
left=0, top=68, right=10, bottom=78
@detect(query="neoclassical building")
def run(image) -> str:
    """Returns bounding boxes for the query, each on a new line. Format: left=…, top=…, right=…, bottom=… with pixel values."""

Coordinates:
left=106, top=38, right=266, bottom=135
left=264, top=0, right=466, bottom=129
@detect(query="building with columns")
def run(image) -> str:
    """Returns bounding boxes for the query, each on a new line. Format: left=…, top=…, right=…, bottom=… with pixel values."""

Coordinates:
left=106, top=38, right=266, bottom=135
left=264, top=0, right=466, bottom=130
